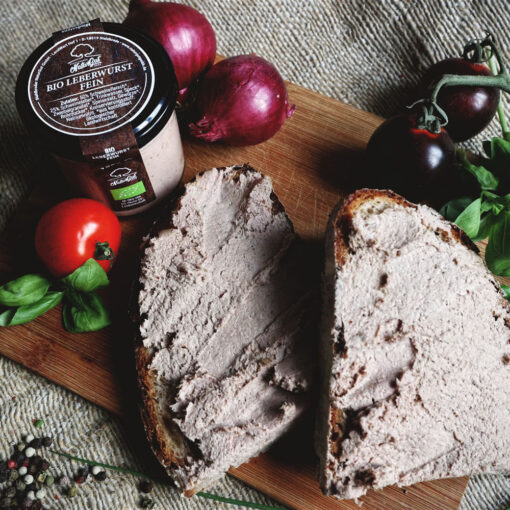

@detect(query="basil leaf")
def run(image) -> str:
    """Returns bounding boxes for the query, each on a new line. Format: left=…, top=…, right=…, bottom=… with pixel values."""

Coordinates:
left=486, top=211, right=510, bottom=276
left=455, top=198, right=481, bottom=239
left=0, top=274, right=51, bottom=307
left=472, top=213, right=496, bottom=242
left=500, top=284, right=510, bottom=301
left=480, top=191, right=510, bottom=215
left=0, top=309, right=15, bottom=326
left=63, top=290, right=111, bottom=333
left=439, top=197, right=473, bottom=222
left=0, top=291, right=63, bottom=327
left=61, top=259, right=109, bottom=293
left=457, top=150, right=499, bottom=191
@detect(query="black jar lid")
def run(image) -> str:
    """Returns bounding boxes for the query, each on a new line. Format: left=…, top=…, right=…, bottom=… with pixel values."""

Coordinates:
left=16, top=22, right=178, bottom=160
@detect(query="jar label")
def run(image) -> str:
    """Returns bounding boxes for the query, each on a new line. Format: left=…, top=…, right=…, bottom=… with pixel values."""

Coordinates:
left=29, top=20, right=154, bottom=136
left=29, top=19, right=156, bottom=211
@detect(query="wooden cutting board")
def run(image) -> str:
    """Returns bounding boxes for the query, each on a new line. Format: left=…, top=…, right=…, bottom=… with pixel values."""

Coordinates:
left=0, top=80, right=471, bottom=510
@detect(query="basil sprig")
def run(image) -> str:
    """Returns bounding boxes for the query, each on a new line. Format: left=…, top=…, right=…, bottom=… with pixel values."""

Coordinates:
left=0, top=291, right=63, bottom=326
left=61, top=258, right=109, bottom=293
left=60, top=259, right=111, bottom=333
left=62, top=289, right=111, bottom=333
left=441, top=138, right=510, bottom=284
left=0, top=274, right=51, bottom=307
left=0, top=258, right=111, bottom=333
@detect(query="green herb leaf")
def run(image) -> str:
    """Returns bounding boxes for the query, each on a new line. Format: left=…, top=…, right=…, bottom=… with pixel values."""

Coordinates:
left=472, top=213, right=496, bottom=242
left=439, top=197, right=473, bottom=222
left=0, top=274, right=51, bottom=307
left=483, top=136, right=510, bottom=159
left=0, top=291, right=63, bottom=327
left=63, top=290, right=111, bottom=333
left=486, top=211, right=510, bottom=276
left=458, top=150, right=499, bottom=191
left=61, top=259, right=109, bottom=293
left=455, top=198, right=481, bottom=239
left=500, top=284, right=510, bottom=301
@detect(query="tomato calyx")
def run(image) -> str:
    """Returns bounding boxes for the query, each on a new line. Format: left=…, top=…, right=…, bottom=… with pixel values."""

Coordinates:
left=94, top=241, right=115, bottom=263
left=463, top=31, right=495, bottom=65
left=407, top=99, right=449, bottom=134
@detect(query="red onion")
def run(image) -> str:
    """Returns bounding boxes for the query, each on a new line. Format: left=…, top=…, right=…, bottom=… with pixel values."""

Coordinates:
left=124, top=0, right=216, bottom=98
left=188, top=55, right=296, bottom=146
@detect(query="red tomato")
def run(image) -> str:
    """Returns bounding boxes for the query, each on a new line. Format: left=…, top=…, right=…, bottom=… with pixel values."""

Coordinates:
left=35, top=199, right=121, bottom=278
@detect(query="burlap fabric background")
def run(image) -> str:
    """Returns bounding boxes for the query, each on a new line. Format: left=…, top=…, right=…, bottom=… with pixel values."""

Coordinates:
left=1, top=1, right=509, bottom=509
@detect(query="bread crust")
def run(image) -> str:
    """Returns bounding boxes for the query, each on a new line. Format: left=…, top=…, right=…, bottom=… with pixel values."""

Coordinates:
left=332, top=189, right=478, bottom=268
left=132, top=164, right=293, bottom=496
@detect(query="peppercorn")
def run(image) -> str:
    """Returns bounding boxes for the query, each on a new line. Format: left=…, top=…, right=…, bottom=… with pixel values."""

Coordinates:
left=35, top=488, right=45, bottom=500
left=35, top=472, right=46, bottom=484
left=25, top=483, right=36, bottom=493
left=28, top=439, right=42, bottom=450
left=20, top=496, right=32, bottom=508
left=16, top=443, right=26, bottom=453
left=94, top=471, right=107, bottom=482
left=6, top=486, right=16, bottom=498
left=13, top=454, right=25, bottom=467
left=77, top=467, right=89, bottom=476
left=7, top=460, right=17, bottom=470
left=15, top=480, right=26, bottom=492
left=139, top=480, right=153, bottom=493
left=68, top=486, right=77, bottom=498
left=8, top=469, right=19, bottom=481
left=55, top=475, right=68, bottom=487
left=141, top=497, right=154, bottom=509
left=33, top=420, right=43, bottom=429
left=23, top=475, right=34, bottom=485
left=27, top=465, right=38, bottom=476
left=18, top=466, right=27, bottom=476
left=41, top=437, right=52, bottom=448
left=39, top=461, right=49, bottom=472
left=24, top=448, right=35, bottom=459
left=23, top=435, right=34, bottom=445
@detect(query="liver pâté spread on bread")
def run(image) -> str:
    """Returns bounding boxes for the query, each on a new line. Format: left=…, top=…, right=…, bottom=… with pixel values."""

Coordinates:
left=317, top=189, right=510, bottom=500
left=134, top=165, right=317, bottom=495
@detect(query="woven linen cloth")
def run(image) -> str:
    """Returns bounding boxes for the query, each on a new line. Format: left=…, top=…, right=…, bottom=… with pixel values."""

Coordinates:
left=1, top=1, right=509, bottom=509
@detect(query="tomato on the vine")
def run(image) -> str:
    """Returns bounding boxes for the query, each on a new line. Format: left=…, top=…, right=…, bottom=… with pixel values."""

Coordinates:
left=419, top=58, right=500, bottom=142
left=35, top=198, right=121, bottom=278
left=365, top=114, right=456, bottom=206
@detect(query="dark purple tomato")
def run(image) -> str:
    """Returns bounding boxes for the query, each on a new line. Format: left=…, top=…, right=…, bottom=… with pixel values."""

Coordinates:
left=365, top=114, right=456, bottom=206
left=419, top=58, right=499, bottom=142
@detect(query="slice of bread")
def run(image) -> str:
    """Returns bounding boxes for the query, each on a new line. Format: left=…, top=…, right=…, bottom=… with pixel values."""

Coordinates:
left=134, top=165, right=316, bottom=495
left=317, top=189, right=510, bottom=500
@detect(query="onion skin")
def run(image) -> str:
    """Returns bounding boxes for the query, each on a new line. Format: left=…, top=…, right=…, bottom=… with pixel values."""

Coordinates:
left=124, top=0, right=217, bottom=97
left=188, top=55, right=295, bottom=146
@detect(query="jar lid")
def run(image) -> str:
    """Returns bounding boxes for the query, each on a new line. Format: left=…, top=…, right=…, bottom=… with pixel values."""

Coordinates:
left=16, top=22, right=178, bottom=160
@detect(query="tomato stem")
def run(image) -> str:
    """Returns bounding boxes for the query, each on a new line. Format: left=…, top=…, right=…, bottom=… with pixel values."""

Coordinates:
left=431, top=36, right=510, bottom=104
left=94, top=241, right=115, bottom=265
left=488, top=55, right=509, bottom=138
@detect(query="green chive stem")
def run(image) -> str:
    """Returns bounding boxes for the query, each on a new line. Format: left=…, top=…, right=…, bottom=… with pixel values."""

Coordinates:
left=50, top=450, right=287, bottom=510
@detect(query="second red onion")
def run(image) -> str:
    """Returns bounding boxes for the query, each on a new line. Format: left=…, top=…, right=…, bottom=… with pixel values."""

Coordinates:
left=188, top=55, right=296, bottom=146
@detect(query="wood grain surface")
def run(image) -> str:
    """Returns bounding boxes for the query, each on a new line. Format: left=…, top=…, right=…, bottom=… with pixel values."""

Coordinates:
left=0, top=81, right=471, bottom=509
